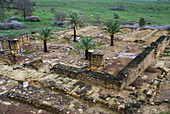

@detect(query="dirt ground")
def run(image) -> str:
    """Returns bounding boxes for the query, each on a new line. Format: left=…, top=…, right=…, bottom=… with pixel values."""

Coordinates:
left=0, top=100, right=49, bottom=114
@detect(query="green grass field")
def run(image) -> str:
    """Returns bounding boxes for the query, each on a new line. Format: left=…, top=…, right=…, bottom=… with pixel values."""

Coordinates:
left=1, top=0, right=170, bottom=36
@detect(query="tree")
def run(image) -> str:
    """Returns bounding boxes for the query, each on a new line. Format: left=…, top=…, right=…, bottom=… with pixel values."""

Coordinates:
left=35, top=27, right=57, bottom=52
left=76, top=36, right=96, bottom=60
left=13, top=0, right=34, bottom=19
left=66, top=11, right=85, bottom=42
left=103, top=20, right=123, bottom=46
left=139, top=17, right=146, bottom=27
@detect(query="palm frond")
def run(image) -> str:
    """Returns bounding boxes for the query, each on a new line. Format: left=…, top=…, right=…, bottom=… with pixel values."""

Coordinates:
left=34, top=27, right=57, bottom=42
left=103, top=20, right=123, bottom=35
left=76, top=35, right=96, bottom=51
left=65, top=10, right=85, bottom=27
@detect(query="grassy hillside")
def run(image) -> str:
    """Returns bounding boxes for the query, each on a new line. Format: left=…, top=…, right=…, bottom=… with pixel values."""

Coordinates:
left=33, top=0, right=170, bottom=23
left=1, top=0, right=170, bottom=36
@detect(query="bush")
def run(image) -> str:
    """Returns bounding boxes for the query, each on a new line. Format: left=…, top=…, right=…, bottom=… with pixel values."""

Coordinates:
left=32, top=1, right=36, bottom=6
left=24, top=16, right=41, bottom=22
left=51, top=7, right=55, bottom=13
left=0, top=9, right=6, bottom=22
left=79, top=12, right=83, bottom=15
left=51, top=21, right=65, bottom=27
left=0, top=21, right=24, bottom=30
left=121, top=20, right=135, bottom=25
left=10, top=16, right=20, bottom=21
left=54, top=12, right=67, bottom=22
left=114, top=13, right=119, bottom=19
left=95, top=13, right=101, bottom=23
left=139, top=17, right=146, bottom=27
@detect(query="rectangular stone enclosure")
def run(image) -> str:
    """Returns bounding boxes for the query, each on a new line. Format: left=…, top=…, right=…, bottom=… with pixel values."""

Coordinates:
left=51, top=36, right=169, bottom=90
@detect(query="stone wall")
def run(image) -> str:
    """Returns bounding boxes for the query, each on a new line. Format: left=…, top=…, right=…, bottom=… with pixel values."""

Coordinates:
left=51, top=64, right=121, bottom=89
left=116, top=47, right=155, bottom=87
left=0, top=33, right=32, bottom=51
left=151, top=36, right=169, bottom=58
left=117, top=36, right=169, bottom=89
left=88, top=51, right=105, bottom=71
left=0, top=51, right=16, bottom=64
left=23, top=59, right=43, bottom=71
left=0, top=39, right=9, bottom=50
left=49, top=36, right=170, bottom=90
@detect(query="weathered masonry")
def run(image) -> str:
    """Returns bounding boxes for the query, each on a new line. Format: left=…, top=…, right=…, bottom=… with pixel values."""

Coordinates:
left=0, top=51, right=16, bottom=64
left=118, top=36, right=169, bottom=89
left=0, top=33, right=32, bottom=52
left=0, top=34, right=32, bottom=64
left=51, top=36, right=170, bottom=90
left=51, top=63, right=121, bottom=89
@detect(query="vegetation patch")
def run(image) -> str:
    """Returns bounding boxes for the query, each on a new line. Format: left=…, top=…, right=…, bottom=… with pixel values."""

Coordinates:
left=22, top=50, right=38, bottom=54
left=151, top=30, right=161, bottom=37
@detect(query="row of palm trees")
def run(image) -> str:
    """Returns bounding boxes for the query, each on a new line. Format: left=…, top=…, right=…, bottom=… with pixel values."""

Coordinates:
left=36, top=11, right=123, bottom=60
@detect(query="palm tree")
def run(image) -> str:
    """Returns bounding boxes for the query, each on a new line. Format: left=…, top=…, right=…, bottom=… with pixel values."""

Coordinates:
left=76, top=36, right=96, bottom=60
left=66, top=11, right=85, bottom=42
left=35, top=27, right=57, bottom=52
left=103, top=20, right=123, bottom=46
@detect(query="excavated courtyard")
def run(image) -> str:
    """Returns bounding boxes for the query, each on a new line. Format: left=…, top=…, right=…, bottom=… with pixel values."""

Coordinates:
left=0, top=26, right=169, bottom=114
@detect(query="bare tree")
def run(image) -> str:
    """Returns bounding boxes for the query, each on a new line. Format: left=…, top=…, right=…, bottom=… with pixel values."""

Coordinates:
left=13, top=0, right=34, bottom=19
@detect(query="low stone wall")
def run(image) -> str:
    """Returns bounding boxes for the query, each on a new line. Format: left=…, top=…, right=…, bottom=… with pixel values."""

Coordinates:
left=51, top=36, right=169, bottom=90
left=23, top=59, right=43, bottom=71
left=0, top=51, right=16, bottom=64
left=0, top=33, right=32, bottom=51
left=51, top=64, right=121, bottom=89
left=151, top=36, right=169, bottom=58
left=116, top=47, right=155, bottom=86
left=117, top=36, right=169, bottom=89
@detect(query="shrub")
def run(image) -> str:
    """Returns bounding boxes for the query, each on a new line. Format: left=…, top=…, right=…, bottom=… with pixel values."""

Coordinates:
left=79, top=12, right=83, bottom=15
left=10, top=16, right=20, bottom=21
left=24, top=16, right=41, bottom=22
left=51, top=7, right=55, bottom=13
left=139, top=17, right=146, bottom=27
left=95, top=13, right=101, bottom=23
left=0, top=9, right=6, bottom=22
left=32, top=1, right=36, bottom=6
left=54, top=12, right=67, bottom=22
left=0, top=21, right=24, bottom=30
left=114, top=13, right=119, bottom=19
left=51, top=21, right=65, bottom=27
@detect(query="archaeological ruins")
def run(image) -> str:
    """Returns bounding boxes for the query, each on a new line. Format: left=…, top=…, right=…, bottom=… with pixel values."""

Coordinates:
left=0, top=26, right=169, bottom=113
